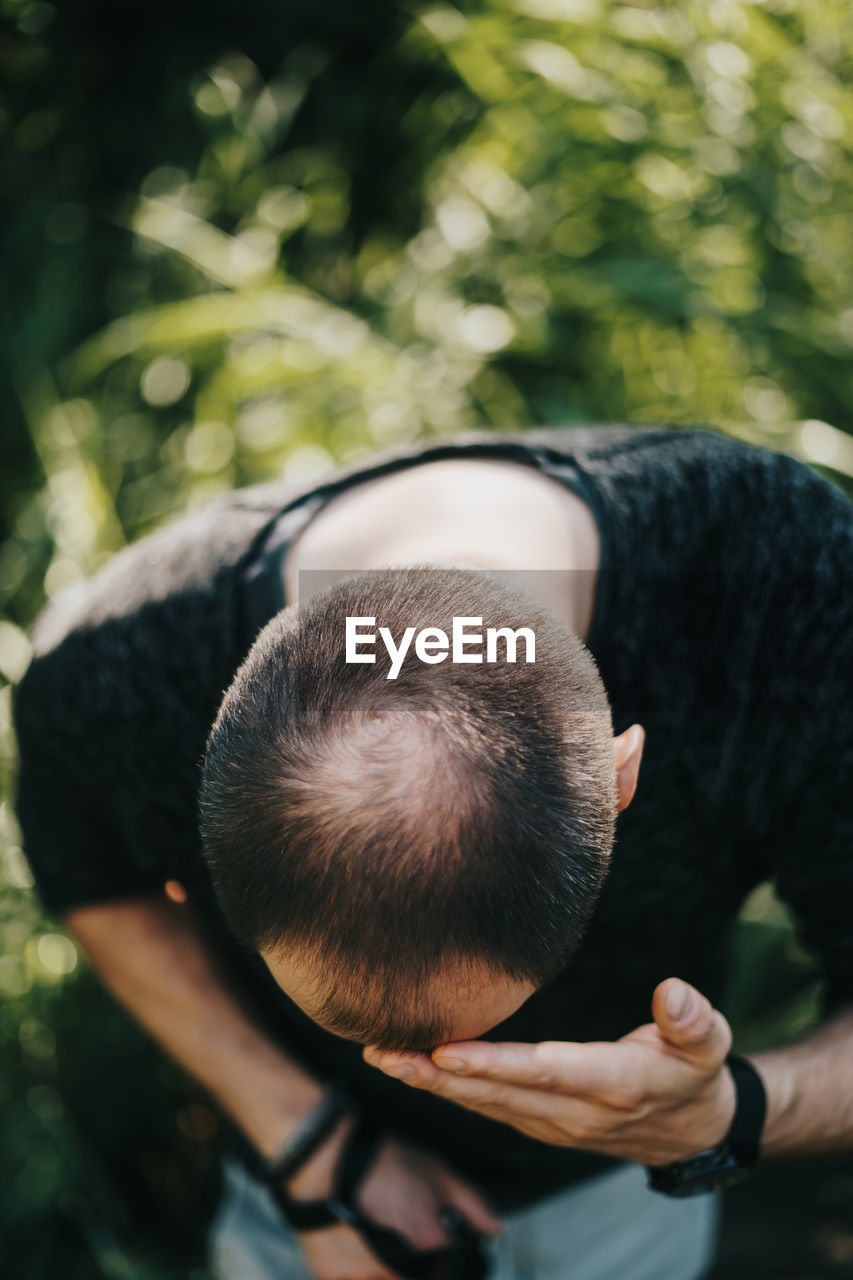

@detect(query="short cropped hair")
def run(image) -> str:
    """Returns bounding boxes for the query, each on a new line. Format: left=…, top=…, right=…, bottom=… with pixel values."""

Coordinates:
left=199, top=565, right=616, bottom=1052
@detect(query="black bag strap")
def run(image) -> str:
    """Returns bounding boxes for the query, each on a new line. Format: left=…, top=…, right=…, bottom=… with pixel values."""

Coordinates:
left=273, top=1115, right=489, bottom=1280
left=334, top=1113, right=384, bottom=1205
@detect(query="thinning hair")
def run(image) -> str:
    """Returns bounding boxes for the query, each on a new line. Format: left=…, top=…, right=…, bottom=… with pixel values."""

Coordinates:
left=199, top=565, right=616, bottom=1052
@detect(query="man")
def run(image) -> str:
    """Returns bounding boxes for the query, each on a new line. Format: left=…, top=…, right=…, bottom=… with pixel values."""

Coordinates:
left=13, top=423, right=853, bottom=1280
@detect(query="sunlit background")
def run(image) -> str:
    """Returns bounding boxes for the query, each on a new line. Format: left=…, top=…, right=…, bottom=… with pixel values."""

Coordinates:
left=2, top=0, right=853, bottom=1275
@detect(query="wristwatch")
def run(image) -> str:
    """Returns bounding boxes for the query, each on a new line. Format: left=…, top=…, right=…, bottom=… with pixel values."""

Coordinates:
left=646, top=1053, right=767, bottom=1197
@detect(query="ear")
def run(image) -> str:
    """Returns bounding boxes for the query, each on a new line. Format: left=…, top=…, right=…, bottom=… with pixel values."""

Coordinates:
left=613, top=724, right=645, bottom=813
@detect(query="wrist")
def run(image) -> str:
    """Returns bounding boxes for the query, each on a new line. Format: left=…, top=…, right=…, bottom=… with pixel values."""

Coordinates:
left=647, top=1054, right=767, bottom=1197
left=657, top=1062, right=736, bottom=1164
left=228, top=1081, right=357, bottom=1198
left=741, top=1051, right=793, bottom=1157
left=283, top=1110, right=357, bottom=1200
left=237, top=1078, right=329, bottom=1163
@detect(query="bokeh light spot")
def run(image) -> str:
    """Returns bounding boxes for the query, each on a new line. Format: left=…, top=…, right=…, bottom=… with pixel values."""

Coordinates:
left=141, top=358, right=192, bottom=407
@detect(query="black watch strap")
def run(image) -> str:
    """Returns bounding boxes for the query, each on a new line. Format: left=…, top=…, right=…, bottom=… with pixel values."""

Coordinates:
left=725, top=1053, right=767, bottom=1161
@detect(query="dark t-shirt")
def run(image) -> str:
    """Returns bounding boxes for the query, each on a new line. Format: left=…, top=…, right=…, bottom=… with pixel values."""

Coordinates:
left=13, top=425, right=853, bottom=1212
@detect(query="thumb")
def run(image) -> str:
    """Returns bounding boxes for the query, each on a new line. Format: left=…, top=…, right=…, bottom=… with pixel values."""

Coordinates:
left=653, top=977, right=732, bottom=1067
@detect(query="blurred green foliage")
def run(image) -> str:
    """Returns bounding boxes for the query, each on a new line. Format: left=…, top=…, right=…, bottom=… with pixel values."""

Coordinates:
left=2, top=0, right=853, bottom=1274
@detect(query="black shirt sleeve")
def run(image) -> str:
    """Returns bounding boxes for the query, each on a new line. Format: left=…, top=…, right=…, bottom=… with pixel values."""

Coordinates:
left=11, top=489, right=280, bottom=917
left=13, top=634, right=171, bottom=916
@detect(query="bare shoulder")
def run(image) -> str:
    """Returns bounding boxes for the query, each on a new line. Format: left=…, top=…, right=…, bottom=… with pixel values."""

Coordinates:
left=289, top=456, right=596, bottom=566
left=283, top=455, right=600, bottom=636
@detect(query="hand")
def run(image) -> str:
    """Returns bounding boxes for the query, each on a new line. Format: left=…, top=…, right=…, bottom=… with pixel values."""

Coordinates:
left=364, top=977, right=737, bottom=1168
left=283, top=1113, right=503, bottom=1280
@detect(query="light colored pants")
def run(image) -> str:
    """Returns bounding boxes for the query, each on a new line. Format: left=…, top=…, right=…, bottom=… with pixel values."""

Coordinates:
left=208, top=1156, right=722, bottom=1280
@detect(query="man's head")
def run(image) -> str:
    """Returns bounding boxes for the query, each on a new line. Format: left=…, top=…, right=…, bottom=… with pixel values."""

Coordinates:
left=199, top=566, right=642, bottom=1053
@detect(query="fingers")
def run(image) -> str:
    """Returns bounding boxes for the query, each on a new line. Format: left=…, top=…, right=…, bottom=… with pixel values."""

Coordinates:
left=363, top=1047, right=622, bottom=1145
left=439, top=1176, right=504, bottom=1237
left=362, top=1046, right=431, bottom=1081
left=365, top=1048, right=560, bottom=1118
left=429, top=1040, right=623, bottom=1094
left=652, top=978, right=732, bottom=1068
left=364, top=1039, right=619, bottom=1094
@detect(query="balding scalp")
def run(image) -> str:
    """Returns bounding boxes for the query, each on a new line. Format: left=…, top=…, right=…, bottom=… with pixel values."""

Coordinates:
left=200, top=566, right=615, bottom=1052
